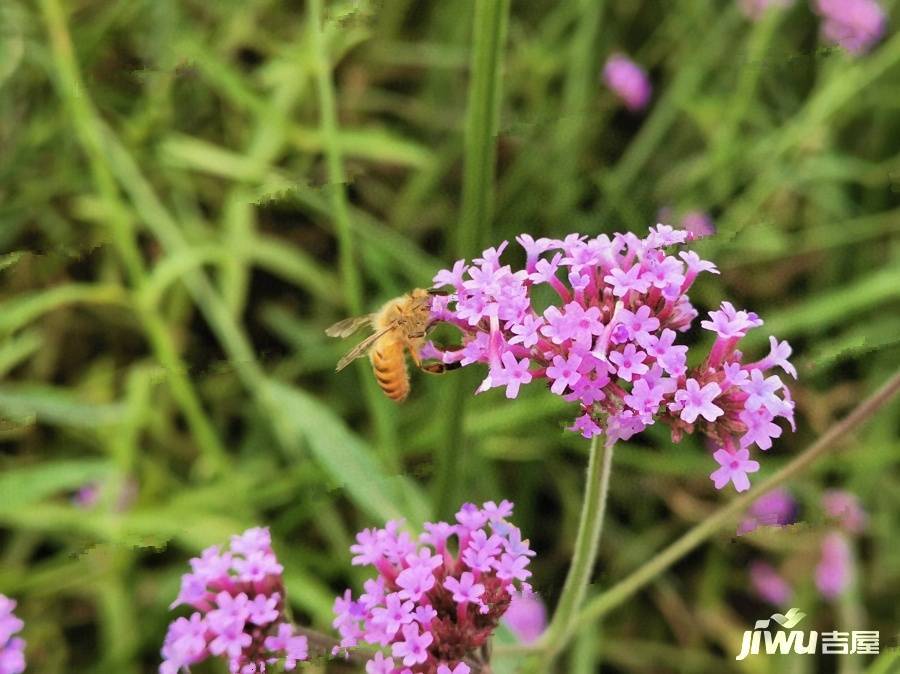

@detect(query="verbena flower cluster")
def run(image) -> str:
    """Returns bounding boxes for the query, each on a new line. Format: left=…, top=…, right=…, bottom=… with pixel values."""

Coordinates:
left=162, top=527, right=308, bottom=674
left=602, top=54, right=652, bottom=111
left=333, top=501, right=533, bottom=673
left=428, top=227, right=796, bottom=492
left=744, top=489, right=867, bottom=604
left=0, top=596, right=25, bottom=674
left=814, top=0, right=886, bottom=54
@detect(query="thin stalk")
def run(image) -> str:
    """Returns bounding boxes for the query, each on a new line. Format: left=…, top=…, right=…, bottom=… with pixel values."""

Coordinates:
left=457, top=0, right=509, bottom=254
left=38, top=0, right=229, bottom=476
left=559, top=368, right=900, bottom=650
left=308, top=0, right=397, bottom=466
left=436, top=0, right=509, bottom=518
left=528, top=435, right=615, bottom=671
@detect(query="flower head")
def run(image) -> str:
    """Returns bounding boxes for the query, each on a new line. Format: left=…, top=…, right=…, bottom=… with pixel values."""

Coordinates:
left=749, top=561, right=793, bottom=605
left=429, top=228, right=795, bottom=493
left=602, top=54, right=652, bottom=111
left=502, top=591, right=547, bottom=644
left=814, top=0, right=886, bottom=54
left=816, top=532, right=853, bottom=599
left=822, top=490, right=867, bottom=534
left=161, top=527, right=306, bottom=674
left=335, top=502, right=533, bottom=673
left=737, top=488, right=796, bottom=535
left=0, top=595, right=25, bottom=674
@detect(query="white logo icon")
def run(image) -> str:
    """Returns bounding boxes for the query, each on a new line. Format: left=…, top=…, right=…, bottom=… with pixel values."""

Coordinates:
left=736, top=608, right=879, bottom=660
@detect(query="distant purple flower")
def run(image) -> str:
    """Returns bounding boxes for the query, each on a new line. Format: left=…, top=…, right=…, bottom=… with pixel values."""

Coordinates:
left=161, top=527, right=307, bottom=674
left=334, top=502, right=533, bottom=673
left=603, top=53, right=652, bottom=111
left=710, top=448, right=760, bottom=492
left=0, top=595, right=25, bottom=674
left=738, top=488, right=796, bottom=535
left=429, top=227, right=796, bottom=492
left=749, top=561, right=793, bottom=605
left=679, top=211, right=716, bottom=239
left=739, top=0, right=794, bottom=20
left=814, top=0, right=886, bottom=54
left=822, top=490, right=868, bottom=534
left=816, top=532, right=853, bottom=599
left=502, top=591, right=547, bottom=644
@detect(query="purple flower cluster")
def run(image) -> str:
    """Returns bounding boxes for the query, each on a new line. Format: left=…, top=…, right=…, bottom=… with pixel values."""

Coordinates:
left=333, top=501, right=533, bottom=674
left=744, top=490, right=866, bottom=604
left=162, top=527, right=307, bottom=674
left=0, top=596, right=25, bottom=674
left=428, top=227, right=796, bottom=492
left=814, top=0, right=886, bottom=54
left=602, top=54, right=652, bottom=111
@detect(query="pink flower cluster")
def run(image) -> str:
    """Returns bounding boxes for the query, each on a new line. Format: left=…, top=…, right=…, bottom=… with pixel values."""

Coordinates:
left=0, top=595, right=25, bottom=674
left=428, top=227, right=796, bottom=492
left=602, top=54, right=652, bottom=111
left=162, top=527, right=308, bottom=674
left=333, top=501, right=534, bottom=674
left=814, top=0, right=886, bottom=55
left=745, top=490, right=867, bottom=604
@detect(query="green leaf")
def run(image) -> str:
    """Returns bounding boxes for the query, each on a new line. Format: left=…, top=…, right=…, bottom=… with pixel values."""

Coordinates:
left=262, top=379, right=430, bottom=526
left=0, top=384, right=128, bottom=429
left=0, top=459, right=113, bottom=514
left=0, top=284, right=127, bottom=337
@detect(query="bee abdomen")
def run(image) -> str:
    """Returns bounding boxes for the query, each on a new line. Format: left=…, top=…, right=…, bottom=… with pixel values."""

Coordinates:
left=371, top=340, right=409, bottom=403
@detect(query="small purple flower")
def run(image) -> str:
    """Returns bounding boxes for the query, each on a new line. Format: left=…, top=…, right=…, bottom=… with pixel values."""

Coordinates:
left=546, top=353, right=583, bottom=394
left=495, top=352, right=533, bottom=399
left=609, top=343, right=649, bottom=382
left=738, top=488, right=796, bottom=535
left=679, top=210, right=716, bottom=238
left=392, top=624, right=433, bottom=667
left=0, top=595, right=25, bottom=674
left=672, top=379, right=723, bottom=424
left=749, top=561, right=793, bottom=605
left=710, top=448, right=760, bottom=492
left=816, top=532, right=853, bottom=599
left=814, top=0, right=886, bottom=55
left=444, top=572, right=486, bottom=607
left=602, top=53, right=652, bottom=111
left=822, top=490, right=868, bottom=534
left=502, top=592, right=547, bottom=644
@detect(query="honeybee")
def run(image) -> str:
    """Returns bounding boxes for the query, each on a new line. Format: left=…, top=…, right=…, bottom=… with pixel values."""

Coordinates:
left=326, top=288, right=457, bottom=402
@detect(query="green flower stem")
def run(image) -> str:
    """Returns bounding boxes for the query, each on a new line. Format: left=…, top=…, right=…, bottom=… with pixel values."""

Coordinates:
left=558, top=368, right=900, bottom=653
left=436, top=0, right=510, bottom=518
left=308, top=0, right=397, bottom=466
left=529, top=434, right=614, bottom=671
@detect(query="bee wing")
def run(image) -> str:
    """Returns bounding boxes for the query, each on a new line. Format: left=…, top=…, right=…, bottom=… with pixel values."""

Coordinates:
left=335, top=325, right=395, bottom=371
left=325, top=315, right=373, bottom=338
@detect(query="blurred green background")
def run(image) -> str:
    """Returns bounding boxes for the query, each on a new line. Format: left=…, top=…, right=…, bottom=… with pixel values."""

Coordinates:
left=1, top=0, right=899, bottom=672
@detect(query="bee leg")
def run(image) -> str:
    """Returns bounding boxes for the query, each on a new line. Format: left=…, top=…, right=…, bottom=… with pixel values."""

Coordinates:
left=419, top=362, right=462, bottom=375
